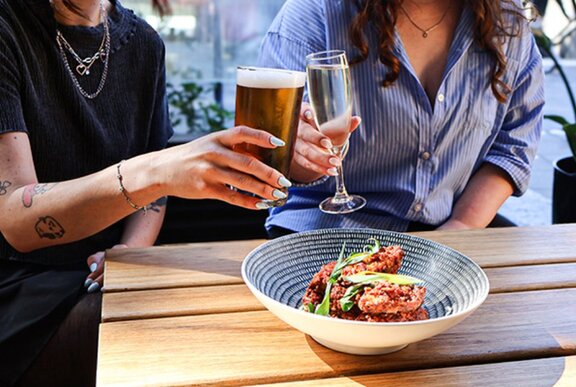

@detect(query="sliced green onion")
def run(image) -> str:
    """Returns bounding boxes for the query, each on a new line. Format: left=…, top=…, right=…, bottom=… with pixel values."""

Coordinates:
left=314, top=281, right=333, bottom=316
left=339, top=284, right=365, bottom=312
left=343, top=271, right=423, bottom=285
left=363, top=237, right=380, bottom=254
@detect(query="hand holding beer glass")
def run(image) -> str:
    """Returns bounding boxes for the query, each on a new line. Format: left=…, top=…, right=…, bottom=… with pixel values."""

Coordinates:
left=235, top=66, right=306, bottom=207
left=306, top=50, right=367, bottom=214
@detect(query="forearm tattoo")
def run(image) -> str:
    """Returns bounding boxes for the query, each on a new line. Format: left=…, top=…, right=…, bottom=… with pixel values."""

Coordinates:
left=35, top=216, right=65, bottom=240
left=22, top=183, right=57, bottom=208
left=146, top=196, right=168, bottom=213
left=0, top=180, right=12, bottom=195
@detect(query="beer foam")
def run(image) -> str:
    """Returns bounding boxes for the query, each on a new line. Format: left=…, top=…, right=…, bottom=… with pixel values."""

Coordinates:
left=237, top=67, right=306, bottom=89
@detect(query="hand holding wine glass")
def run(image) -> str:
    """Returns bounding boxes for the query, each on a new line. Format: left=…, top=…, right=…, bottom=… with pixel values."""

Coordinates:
left=306, top=50, right=366, bottom=214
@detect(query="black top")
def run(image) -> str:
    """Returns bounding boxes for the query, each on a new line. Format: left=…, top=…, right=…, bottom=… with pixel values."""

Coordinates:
left=0, top=0, right=173, bottom=265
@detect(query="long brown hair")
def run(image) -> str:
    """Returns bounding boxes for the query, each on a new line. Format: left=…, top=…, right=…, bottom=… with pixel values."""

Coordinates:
left=349, top=0, right=532, bottom=102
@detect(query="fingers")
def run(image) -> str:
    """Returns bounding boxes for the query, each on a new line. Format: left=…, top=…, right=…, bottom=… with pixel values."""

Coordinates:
left=293, top=142, right=340, bottom=176
left=219, top=126, right=285, bottom=149
left=214, top=168, right=288, bottom=202
left=208, top=183, right=279, bottom=210
left=292, top=109, right=340, bottom=176
left=211, top=147, right=291, bottom=192
left=85, top=251, right=105, bottom=292
left=350, top=116, right=362, bottom=133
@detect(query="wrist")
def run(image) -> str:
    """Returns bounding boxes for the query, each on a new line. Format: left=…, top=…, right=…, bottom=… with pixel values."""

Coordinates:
left=115, top=153, right=167, bottom=208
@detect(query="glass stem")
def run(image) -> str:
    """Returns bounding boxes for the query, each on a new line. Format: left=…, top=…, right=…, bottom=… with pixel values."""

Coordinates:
left=333, top=160, right=350, bottom=203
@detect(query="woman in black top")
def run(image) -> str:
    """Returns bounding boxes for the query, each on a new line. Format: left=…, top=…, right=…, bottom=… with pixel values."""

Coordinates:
left=0, top=0, right=291, bottom=385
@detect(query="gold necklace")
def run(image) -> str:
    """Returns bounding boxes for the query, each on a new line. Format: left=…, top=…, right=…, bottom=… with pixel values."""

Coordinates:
left=399, top=3, right=452, bottom=38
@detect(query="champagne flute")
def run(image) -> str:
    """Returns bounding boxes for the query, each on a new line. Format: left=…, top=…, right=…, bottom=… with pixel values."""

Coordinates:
left=306, top=50, right=366, bottom=214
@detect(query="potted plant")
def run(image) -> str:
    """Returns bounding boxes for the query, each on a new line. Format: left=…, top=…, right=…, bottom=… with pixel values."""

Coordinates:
left=533, top=28, right=576, bottom=223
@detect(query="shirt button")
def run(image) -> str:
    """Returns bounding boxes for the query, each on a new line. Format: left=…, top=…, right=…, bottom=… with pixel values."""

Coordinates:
left=437, top=93, right=445, bottom=102
left=421, top=151, right=431, bottom=160
left=413, top=203, right=423, bottom=213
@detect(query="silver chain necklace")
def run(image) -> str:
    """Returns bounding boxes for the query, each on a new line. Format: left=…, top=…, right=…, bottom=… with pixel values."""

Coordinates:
left=54, top=0, right=111, bottom=99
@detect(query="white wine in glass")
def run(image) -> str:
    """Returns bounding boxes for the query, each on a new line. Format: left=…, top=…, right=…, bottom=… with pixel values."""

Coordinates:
left=306, top=50, right=366, bottom=214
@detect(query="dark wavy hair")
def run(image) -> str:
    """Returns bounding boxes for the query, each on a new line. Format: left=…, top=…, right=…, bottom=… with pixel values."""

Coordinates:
left=349, top=0, right=532, bottom=102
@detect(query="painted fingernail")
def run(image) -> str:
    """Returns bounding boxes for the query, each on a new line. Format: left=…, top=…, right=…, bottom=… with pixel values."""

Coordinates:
left=84, top=278, right=93, bottom=288
left=272, top=189, right=287, bottom=199
left=278, top=176, right=292, bottom=188
left=304, top=110, right=313, bottom=120
left=329, top=157, right=341, bottom=167
left=320, top=139, right=333, bottom=149
left=87, top=282, right=100, bottom=293
left=327, top=167, right=339, bottom=176
left=89, top=263, right=97, bottom=273
left=269, top=136, right=285, bottom=147
left=255, top=201, right=271, bottom=210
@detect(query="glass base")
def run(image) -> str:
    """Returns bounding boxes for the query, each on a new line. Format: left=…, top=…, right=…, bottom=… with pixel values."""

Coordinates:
left=319, top=194, right=366, bottom=214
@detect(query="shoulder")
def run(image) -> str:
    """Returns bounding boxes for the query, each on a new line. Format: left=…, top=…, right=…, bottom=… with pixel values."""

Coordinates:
left=114, top=2, right=165, bottom=56
left=498, top=1, right=538, bottom=66
left=268, top=0, right=327, bottom=36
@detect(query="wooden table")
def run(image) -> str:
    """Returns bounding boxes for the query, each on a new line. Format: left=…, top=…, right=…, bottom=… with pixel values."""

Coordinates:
left=97, top=224, right=576, bottom=386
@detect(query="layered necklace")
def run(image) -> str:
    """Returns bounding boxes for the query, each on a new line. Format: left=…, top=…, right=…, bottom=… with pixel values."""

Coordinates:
left=54, top=0, right=111, bottom=99
left=399, top=2, right=452, bottom=38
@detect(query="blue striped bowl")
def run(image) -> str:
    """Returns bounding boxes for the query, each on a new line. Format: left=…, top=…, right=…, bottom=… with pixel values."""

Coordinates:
left=241, top=228, right=489, bottom=355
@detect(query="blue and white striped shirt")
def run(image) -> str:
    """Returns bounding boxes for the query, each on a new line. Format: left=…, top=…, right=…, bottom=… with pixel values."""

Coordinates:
left=258, top=0, right=544, bottom=232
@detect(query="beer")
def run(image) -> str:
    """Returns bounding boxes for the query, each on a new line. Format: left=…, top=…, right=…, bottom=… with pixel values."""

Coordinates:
left=235, top=67, right=306, bottom=206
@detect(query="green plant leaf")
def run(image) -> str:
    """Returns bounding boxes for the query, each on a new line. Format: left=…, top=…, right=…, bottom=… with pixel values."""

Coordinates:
left=532, top=29, right=553, bottom=51
left=342, top=271, right=424, bottom=285
left=544, top=115, right=570, bottom=126
left=563, top=123, right=576, bottom=162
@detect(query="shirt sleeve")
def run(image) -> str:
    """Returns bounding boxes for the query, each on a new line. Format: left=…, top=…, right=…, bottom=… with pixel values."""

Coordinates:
left=484, top=32, right=545, bottom=196
left=0, top=29, right=27, bottom=135
left=257, top=0, right=326, bottom=71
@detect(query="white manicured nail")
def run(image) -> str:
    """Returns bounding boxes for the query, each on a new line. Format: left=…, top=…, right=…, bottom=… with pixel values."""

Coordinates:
left=87, top=282, right=100, bottom=293
left=269, top=136, right=285, bottom=147
left=255, top=201, right=271, bottom=210
left=320, top=139, right=333, bottom=149
left=327, top=167, right=339, bottom=176
left=329, top=157, right=341, bottom=166
left=278, top=176, right=292, bottom=188
left=84, top=278, right=93, bottom=288
left=304, top=110, right=313, bottom=120
left=89, top=263, right=97, bottom=273
left=272, top=189, right=287, bottom=199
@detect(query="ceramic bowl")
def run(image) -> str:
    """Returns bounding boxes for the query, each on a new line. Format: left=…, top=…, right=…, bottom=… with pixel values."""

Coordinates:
left=241, top=228, right=489, bottom=355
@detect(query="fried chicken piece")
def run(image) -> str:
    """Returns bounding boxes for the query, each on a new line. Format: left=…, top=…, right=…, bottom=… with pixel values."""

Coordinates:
left=301, top=261, right=335, bottom=308
left=357, top=307, right=429, bottom=322
left=363, top=245, right=404, bottom=274
left=358, top=281, right=426, bottom=314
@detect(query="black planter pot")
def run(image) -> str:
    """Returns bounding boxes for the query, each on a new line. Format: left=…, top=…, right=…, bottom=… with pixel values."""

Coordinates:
left=552, top=156, right=576, bottom=224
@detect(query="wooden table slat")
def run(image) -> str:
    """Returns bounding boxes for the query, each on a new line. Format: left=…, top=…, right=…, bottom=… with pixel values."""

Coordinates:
left=104, top=225, right=576, bottom=292
left=102, top=262, right=576, bottom=322
left=97, top=288, right=576, bottom=386
left=258, top=355, right=576, bottom=387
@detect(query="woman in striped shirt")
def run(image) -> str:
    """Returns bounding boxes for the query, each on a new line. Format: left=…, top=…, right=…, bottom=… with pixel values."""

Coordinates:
left=258, top=0, right=544, bottom=235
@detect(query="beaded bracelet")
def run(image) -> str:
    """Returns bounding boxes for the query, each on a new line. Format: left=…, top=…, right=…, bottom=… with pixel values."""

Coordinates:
left=116, top=160, right=147, bottom=214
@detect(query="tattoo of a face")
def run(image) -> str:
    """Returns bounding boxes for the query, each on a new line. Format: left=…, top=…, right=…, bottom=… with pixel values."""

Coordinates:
left=35, top=216, right=65, bottom=240
left=22, top=183, right=57, bottom=208
left=0, top=181, right=12, bottom=195
left=146, top=196, right=168, bottom=213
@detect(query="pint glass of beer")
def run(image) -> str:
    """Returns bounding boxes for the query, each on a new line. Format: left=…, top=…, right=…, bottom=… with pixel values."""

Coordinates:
left=235, top=66, right=306, bottom=207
